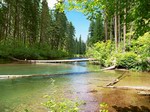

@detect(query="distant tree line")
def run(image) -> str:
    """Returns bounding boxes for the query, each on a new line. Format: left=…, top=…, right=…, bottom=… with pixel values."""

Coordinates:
left=0, top=0, right=86, bottom=60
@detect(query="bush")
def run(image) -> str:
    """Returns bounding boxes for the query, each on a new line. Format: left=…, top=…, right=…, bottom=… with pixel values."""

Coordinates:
left=104, top=53, right=116, bottom=67
left=43, top=95, right=80, bottom=112
left=135, top=57, right=150, bottom=71
left=125, top=32, right=150, bottom=71
left=131, top=32, right=150, bottom=58
left=116, top=52, right=139, bottom=69
left=86, top=40, right=115, bottom=66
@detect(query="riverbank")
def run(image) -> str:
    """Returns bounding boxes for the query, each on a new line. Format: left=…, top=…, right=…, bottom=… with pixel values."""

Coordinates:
left=86, top=33, right=150, bottom=72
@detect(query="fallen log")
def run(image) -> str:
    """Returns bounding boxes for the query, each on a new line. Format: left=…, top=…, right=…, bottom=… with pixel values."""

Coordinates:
left=0, top=75, right=30, bottom=79
left=106, top=79, right=119, bottom=86
left=106, top=86, right=150, bottom=91
left=103, top=65, right=116, bottom=70
left=9, top=56, right=26, bottom=62
left=106, top=72, right=127, bottom=86
left=27, top=58, right=96, bottom=63
left=138, top=91, right=150, bottom=96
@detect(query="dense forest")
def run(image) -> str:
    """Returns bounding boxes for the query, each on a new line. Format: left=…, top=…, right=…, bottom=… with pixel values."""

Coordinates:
left=0, top=0, right=149, bottom=71
left=0, top=0, right=86, bottom=60
left=61, top=0, right=150, bottom=71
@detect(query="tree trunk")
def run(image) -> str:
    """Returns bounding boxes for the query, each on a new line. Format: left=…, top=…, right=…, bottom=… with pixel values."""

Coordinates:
left=114, top=0, right=118, bottom=52
left=129, top=22, right=133, bottom=45
left=115, top=13, right=118, bottom=52
left=109, top=17, right=113, bottom=41
left=13, top=0, right=19, bottom=40
left=104, top=15, right=108, bottom=41
left=118, top=1, right=121, bottom=49
left=123, top=7, right=127, bottom=52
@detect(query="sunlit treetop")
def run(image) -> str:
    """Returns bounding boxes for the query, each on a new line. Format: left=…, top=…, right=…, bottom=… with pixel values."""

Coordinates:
left=55, top=0, right=117, bottom=20
left=56, top=0, right=108, bottom=20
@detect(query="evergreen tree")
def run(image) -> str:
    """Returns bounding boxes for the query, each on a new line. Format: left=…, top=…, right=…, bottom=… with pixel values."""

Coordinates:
left=93, top=13, right=104, bottom=42
left=79, top=35, right=82, bottom=54
left=54, top=10, right=67, bottom=50
left=78, top=35, right=86, bottom=54
left=87, top=13, right=104, bottom=46
left=87, top=20, right=95, bottom=46
left=40, top=0, right=51, bottom=44
left=66, top=22, right=75, bottom=54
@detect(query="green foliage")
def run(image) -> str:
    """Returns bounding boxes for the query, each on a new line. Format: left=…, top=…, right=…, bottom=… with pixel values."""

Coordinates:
left=136, top=59, right=150, bottom=71
left=86, top=40, right=114, bottom=66
left=42, top=96, right=80, bottom=112
left=133, top=0, right=150, bottom=36
left=86, top=32, right=150, bottom=71
left=66, top=22, right=76, bottom=54
left=131, top=32, right=150, bottom=58
left=61, top=0, right=149, bottom=37
left=0, top=0, right=80, bottom=60
left=0, top=40, right=68, bottom=60
left=126, top=32, right=150, bottom=71
left=87, top=13, right=104, bottom=46
left=116, top=52, right=139, bottom=69
left=99, top=102, right=109, bottom=112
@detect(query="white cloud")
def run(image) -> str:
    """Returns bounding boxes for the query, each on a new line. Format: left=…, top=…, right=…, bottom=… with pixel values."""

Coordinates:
left=47, top=0, right=58, bottom=9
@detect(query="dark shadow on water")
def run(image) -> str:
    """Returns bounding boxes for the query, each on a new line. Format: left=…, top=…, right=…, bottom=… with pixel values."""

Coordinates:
left=112, top=105, right=150, bottom=112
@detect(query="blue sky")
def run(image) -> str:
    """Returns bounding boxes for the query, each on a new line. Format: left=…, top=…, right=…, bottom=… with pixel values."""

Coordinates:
left=65, top=10, right=90, bottom=42
left=47, top=0, right=90, bottom=42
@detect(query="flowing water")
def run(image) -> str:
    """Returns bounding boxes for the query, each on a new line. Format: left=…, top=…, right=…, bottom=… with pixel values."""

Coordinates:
left=0, top=62, right=149, bottom=112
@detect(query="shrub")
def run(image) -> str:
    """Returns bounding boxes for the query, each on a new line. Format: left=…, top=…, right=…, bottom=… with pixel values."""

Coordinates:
left=125, top=32, right=150, bottom=71
left=86, top=40, right=114, bottom=66
left=116, top=52, right=139, bottom=69
left=104, top=53, right=116, bottom=67
left=100, top=102, right=109, bottom=112
left=130, top=32, right=150, bottom=58
left=42, top=95, right=80, bottom=112
left=135, top=57, right=150, bottom=71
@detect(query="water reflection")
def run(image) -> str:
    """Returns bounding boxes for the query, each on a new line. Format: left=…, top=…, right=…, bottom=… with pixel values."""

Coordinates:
left=0, top=63, right=89, bottom=75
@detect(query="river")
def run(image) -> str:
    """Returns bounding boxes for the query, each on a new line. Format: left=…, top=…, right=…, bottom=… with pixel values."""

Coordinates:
left=0, top=62, right=149, bottom=112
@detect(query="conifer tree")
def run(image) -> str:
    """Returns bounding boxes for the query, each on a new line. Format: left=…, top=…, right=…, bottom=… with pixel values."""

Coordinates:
left=40, top=0, right=51, bottom=44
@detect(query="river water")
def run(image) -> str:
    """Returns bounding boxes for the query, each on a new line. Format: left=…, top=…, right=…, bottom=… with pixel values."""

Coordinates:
left=0, top=62, right=149, bottom=112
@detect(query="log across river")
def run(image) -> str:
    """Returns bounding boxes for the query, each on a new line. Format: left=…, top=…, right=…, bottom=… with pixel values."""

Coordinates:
left=27, top=58, right=96, bottom=63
